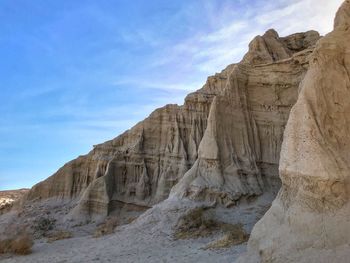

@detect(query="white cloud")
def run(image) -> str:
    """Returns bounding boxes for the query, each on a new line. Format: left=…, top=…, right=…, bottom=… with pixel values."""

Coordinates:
left=148, top=0, right=343, bottom=79
left=200, top=21, right=248, bottom=43
left=113, top=79, right=204, bottom=92
left=255, top=0, right=344, bottom=36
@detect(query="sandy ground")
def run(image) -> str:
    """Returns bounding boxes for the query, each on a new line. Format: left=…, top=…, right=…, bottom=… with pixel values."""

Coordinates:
left=0, top=195, right=273, bottom=263
left=1, top=228, right=245, bottom=263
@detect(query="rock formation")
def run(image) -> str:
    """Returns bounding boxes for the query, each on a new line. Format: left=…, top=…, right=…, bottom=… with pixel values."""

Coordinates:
left=0, top=189, right=29, bottom=213
left=24, top=29, right=320, bottom=221
left=238, top=1, right=350, bottom=262
left=171, top=30, right=320, bottom=205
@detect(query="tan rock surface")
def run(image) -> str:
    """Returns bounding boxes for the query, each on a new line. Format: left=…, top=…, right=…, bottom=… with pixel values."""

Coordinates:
left=23, top=30, right=320, bottom=221
left=238, top=1, right=350, bottom=262
left=171, top=30, right=319, bottom=206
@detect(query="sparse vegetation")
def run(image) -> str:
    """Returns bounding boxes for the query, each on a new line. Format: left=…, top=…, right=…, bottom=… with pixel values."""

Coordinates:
left=174, top=207, right=220, bottom=239
left=174, top=207, right=249, bottom=249
left=46, top=230, right=73, bottom=243
left=93, top=217, right=118, bottom=238
left=0, top=231, right=34, bottom=255
left=204, top=224, right=249, bottom=249
left=32, top=216, right=56, bottom=238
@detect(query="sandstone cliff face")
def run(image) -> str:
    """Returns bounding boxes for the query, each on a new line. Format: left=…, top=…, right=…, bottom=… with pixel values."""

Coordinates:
left=239, top=1, right=350, bottom=262
left=29, top=95, right=212, bottom=217
left=171, top=30, right=319, bottom=206
left=25, top=30, right=320, bottom=220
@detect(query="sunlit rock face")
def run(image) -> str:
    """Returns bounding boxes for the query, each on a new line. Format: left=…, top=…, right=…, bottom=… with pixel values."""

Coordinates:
left=170, top=30, right=319, bottom=206
left=238, top=1, right=350, bottom=262
left=25, top=29, right=320, bottom=220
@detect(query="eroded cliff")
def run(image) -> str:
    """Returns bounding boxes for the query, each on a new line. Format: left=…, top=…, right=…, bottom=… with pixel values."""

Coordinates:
left=171, top=30, right=319, bottom=205
left=25, top=29, right=320, bottom=220
left=238, top=1, right=350, bottom=262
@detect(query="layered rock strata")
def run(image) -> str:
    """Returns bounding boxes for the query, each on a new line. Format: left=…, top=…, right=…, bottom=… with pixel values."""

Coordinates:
left=171, top=30, right=320, bottom=205
left=238, top=1, right=350, bottom=262
left=25, top=30, right=320, bottom=220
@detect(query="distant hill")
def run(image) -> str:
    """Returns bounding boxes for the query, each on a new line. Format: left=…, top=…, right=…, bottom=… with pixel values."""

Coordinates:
left=0, top=189, right=29, bottom=211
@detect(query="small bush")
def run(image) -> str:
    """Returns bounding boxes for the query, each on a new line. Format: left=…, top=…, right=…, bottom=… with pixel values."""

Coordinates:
left=204, top=224, right=249, bottom=249
left=0, top=232, right=34, bottom=255
left=33, top=217, right=56, bottom=232
left=46, top=230, right=73, bottom=243
left=32, top=216, right=56, bottom=238
left=174, top=207, right=249, bottom=249
left=174, top=207, right=219, bottom=239
left=93, top=217, right=118, bottom=238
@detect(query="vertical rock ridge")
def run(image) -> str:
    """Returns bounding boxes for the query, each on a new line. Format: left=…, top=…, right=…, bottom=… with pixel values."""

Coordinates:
left=238, top=2, right=350, bottom=262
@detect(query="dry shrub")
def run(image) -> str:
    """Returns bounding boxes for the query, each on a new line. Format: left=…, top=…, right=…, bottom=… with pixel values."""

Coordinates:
left=33, top=216, right=56, bottom=232
left=46, top=230, right=73, bottom=243
left=32, top=216, right=56, bottom=238
left=93, top=217, right=118, bottom=238
left=174, top=207, right=249, bottom=249
left=0, top=232, right=34, bottom=255
left=204, top=224, right=249, bottom=249
left=174, top=207, right=220, bottom=239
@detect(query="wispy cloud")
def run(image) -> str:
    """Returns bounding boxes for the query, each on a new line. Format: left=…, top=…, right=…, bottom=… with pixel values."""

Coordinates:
left=113, top=79, right=204, bottom=92
left=200, top=21, right=248, bottom=43
left=254, top=0, right=343, bottom=36
left=148, top=0, right=343, bottom=77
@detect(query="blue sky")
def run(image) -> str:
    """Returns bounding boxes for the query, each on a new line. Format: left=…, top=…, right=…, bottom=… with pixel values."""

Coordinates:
left=0, top=0, right=343, bottom=190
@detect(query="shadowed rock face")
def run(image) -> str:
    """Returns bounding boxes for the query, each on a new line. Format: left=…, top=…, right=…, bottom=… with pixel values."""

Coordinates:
left=25, top=29, right=320, bottom=220
left=238, top=1, right=350, bottom=262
